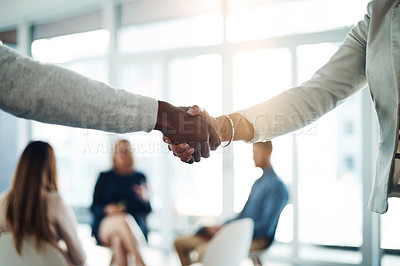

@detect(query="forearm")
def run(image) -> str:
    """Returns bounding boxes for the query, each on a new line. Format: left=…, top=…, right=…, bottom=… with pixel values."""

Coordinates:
left=238, top=40, right=367, bottom=141
left=0, top=44, right=158, bottom=133
left=234, top=15, right=369, bottom=142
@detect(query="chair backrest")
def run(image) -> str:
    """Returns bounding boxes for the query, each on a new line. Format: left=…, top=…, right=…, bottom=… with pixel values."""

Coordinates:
left=0, top=232, right=68, bottom=266
left=201, top=218, right=254, bottom=266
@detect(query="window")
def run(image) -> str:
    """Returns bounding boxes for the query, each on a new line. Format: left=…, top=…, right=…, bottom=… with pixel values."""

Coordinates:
left=344, top=157, right=355, bottom=171
left=296, top=43, right=362, bottom=263
left=226, top=0, right=367, bottom=42
left=232, top=48, right=293, bottom=245
left=344, top=121, right=354, bottom=135
left=381, top=198, right=400, bottom=266
left=168, top=54, right=223, bottom=220
left=117, top=61, right=163, bottom=98
left=233, top=48, right=292, bottom=110
left=119, top=13, right=223, bottom=53
left=32, top=29, right=109, bottom=63
left=168, top=54, right=222, bottom=114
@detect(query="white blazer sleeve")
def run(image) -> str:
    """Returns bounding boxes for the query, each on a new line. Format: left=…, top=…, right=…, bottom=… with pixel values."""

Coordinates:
left=238, top=8, right=370, bottom=142
left=0, top=44, right=158, bottom=133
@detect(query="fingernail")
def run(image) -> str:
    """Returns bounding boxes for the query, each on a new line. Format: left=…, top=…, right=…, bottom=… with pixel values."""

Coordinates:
left=188, top=148, right=195, bottom=154
left=181, top=155, right=192, bottom=162
left=164, top=138, right=171, bottom=144
left=187, top=108, right=194, bottom=115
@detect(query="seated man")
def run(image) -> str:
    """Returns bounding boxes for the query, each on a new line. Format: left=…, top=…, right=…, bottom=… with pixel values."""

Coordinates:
left=174, top=141, right=289, bottom=266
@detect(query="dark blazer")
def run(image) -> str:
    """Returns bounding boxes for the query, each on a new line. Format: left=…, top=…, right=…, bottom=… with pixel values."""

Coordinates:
left=90, top=170, right=152, bottom=243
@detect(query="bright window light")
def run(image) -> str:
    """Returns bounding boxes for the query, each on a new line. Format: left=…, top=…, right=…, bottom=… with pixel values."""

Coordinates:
left=296, top=43, right=363, bottom=248
left=168, top=54, right=223, bottom=218
left=31, top=29, right=109, bottom=63
left=118, top=13, right=223, bottom=53
left=381, top=198, right=400, bottom=250
left=233, top=48, right=292, bottom=110
left=227, top=0, right=368, bottom=42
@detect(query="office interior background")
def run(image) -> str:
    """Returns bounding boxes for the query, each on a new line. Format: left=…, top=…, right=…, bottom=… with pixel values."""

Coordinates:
left=0, top=0, right=399, bottom=265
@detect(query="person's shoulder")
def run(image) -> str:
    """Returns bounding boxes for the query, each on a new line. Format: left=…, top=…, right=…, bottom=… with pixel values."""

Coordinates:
left=269, top=173, right=289, bottom=198
left=0, top=192, right=9, bottom=211
left=134, top=171, right=147, bottom=180
left=367, top=0, right=396, bottom=16
left=98, top=170, right=114, bottom=179
left=47, top=191, right=64, bottom=204
left=371, top=0, right=396, bottom=8
left=263, top=169, right=287, bottom=188
left=264, top=167, right=280, bottom=181
left=46, top=192, right=75, bottom=222
left=0, top=192, right=9, bottom=231
left=0, top=192, right=8, bottom=202
left=135, top=171, right=146, bottom=177
left=101, top=169, right=114, bottom=175
left=46, top=191, right=68, bottom=215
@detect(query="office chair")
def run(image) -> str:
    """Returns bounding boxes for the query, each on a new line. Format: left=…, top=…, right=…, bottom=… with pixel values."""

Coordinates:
left=190, top=218, right=254, bottom=266
left=0, top=232, right=68, bottom=266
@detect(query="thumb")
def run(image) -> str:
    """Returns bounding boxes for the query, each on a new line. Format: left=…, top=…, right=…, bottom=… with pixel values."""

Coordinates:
left=187, top=105, right=203, bottom=116
left=162, top=135, right=172, bottom=144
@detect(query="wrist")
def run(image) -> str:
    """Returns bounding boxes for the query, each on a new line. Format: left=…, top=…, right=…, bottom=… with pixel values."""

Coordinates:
left=216, top=116, right=232, bottom=142
left=155, top=101, right=176, bottom=133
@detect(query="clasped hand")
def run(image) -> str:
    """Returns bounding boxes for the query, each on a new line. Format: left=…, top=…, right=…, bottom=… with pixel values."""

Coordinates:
left=156, top=102, right=220, bottom=163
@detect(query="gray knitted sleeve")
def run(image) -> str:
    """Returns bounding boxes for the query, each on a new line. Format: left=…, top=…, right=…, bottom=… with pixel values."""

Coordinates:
left=0, top=44, right=158, bottom=133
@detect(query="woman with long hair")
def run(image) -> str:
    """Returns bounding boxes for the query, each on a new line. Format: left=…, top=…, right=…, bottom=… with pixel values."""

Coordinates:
left=91, top=139, right=151, bottom=266
left=0, top=141, right=85, bottom=265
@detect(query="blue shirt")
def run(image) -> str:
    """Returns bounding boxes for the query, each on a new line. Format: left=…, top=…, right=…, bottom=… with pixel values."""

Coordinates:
left=229, top=167, right=289, bottom=240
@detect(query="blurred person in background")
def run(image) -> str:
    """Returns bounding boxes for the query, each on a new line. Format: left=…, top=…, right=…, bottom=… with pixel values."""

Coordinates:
left=0, top=141, right=86, bottom=265
left=174, top=141, right=289, bottom=266
left=91, top=139, right=151, bottom=266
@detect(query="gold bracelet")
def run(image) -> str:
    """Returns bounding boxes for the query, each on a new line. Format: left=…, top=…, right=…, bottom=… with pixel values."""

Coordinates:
left=221, top=115, right=235, bottom=148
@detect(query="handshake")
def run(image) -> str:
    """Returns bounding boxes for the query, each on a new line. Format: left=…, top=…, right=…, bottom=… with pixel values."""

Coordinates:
left=155, top=101, right=254, bottom=163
